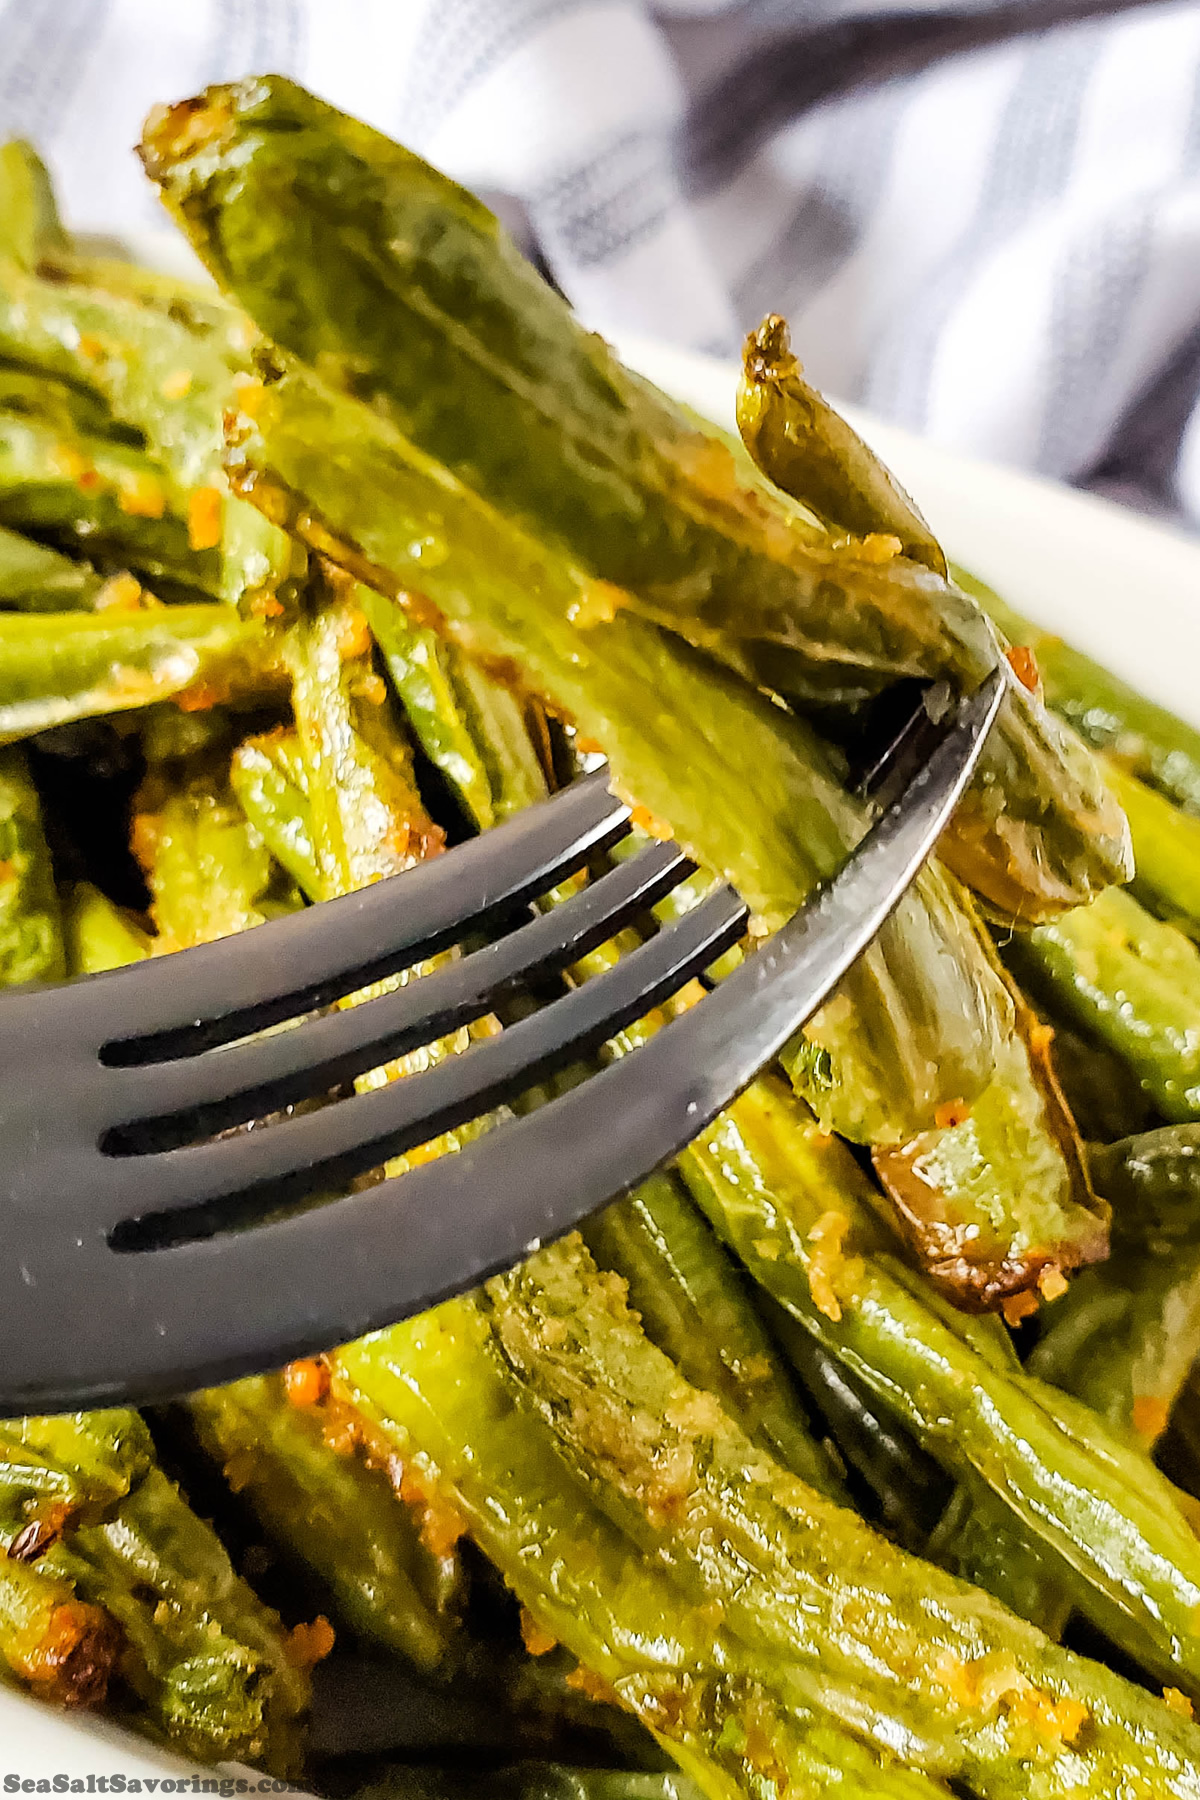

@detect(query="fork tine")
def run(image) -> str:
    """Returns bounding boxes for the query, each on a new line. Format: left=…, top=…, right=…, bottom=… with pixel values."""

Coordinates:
left=90, top=770, right=630, bottom=1062
left=104, top=840, right=695, bottom=1148
left=103, top=886, right=750, bottom=1234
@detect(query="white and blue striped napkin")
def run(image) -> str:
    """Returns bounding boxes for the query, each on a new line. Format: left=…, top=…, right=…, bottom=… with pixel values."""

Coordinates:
left=2, top=0, right=1199, bottom=521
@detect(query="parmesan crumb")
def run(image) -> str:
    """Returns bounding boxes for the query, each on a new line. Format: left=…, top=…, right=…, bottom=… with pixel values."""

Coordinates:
left=1038, top=1266, right=1069, bottom=1303
left=1164, top=1687, right=1194, bottom=1719
left=94, top=572, right=144, bottom=612
left=858, top=532, right=903, bottom=563
left=336, top=606, right=373, bottom=661
left=568, top=580, right=625, bottom=628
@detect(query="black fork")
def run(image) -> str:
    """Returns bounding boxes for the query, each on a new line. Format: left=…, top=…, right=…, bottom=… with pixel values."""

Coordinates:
left=0, top=668, right=1006, bottom=1415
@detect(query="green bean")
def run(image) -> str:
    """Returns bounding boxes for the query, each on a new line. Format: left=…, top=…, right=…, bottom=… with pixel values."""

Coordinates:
left=188, top=1373, right=461, bottom=1671
left=362, top=588, right=546, bottom=828
left=334, top=1303, right=953, bottom=1800
left=927, top=1491, right=1071, bottom=1643
left=489, top=1232, right=1200, bottom=1796
left=735, top=318, right=1129, bottom=924
left=229, top=729, right=321, bottom=896
left=287, top=569, right=445, bottom=898
left=933, top=1123, right=1200, bottom=1636
left=1102, top=754, right=1200, bottom=939
left=0, top=1537, right=119, bottom=1709
left=737, top=315, right=945, bottom=572
left=140, top=76, right=1131, bottom=922
left=583, top=1174, right=842, bottom=1499
left=677, top=1072, right=1200, bottom=1695
left=1031, top=1124, right=1200, bottom=1438
left=0, top=257, right=294, bottom=605
left=1007, top=885, right=1200, bottom=1123
left=136, top=760, right=303, bottom=946
left=0, top=1386, right=123, bottom=1709
left=39, top=253, right=242, bottom=341
left=0, top=360, right=142, bottom=446
left=0, top=1411, right=309, bottom=1769
left=0, top=524, right=106, bottom=611
left=0, top=604, right=281, bottom=743
left=761, top=1300, right=945, bottom=1547
left=1036, top=1013, right=1160, bottom=1143
left=61, top=879, right=150, bottom=974
left=0, top=742, right=65, bottom=982
left=139, top=81, right=984, bottom=698
left=220, top=357, right=1111, bottom=1304
left=0, top=401, right=220, bottom=596
left=0, top=139, right=68, bottom=269
left=960, top=564, right=1200, bottom=816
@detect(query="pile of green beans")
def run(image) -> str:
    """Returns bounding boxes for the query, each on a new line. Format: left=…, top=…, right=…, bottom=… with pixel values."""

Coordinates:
left=6, top=92, right=1200, bottom=1800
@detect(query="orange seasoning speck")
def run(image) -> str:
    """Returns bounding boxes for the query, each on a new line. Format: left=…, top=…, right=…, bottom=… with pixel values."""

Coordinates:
left=248, top=590, right=285, bottom=620
left=565, top=1664, right=616, bottom=1705
left=187, top=486, right=222, bottom=551
left=1001, top=1291, right=1041, bottom=1328
left=174, top=680, right=223, bottom=713
left=283, top=1358, right=329, bottom=1408
left=934, top=1098, right=971, bottom=1130
left=336, top=607, right=373, bottom=662
left=129, top=812, right=161, bottom=873
left=519, top=1608, right=558, bottom=1658
left=286, top=1616, right=336, bottom=1668
left=1165, top=1687, right=1195, bottom=1720
left=1006, top=645, right=1040, bottom=692
left=629, top=805, right=674, bottom=841
left=76, top=333, right=105, bottom=363
left=1132, top=1395, right=1170, bottom=1443
left=0, top=860, right=15, bottom=884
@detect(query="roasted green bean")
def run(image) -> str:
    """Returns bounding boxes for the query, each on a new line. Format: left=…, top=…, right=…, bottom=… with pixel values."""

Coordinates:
left=220, top=355, right=1108, bottom=1305
left=0, top=743, right=65, bottom=982
left=1008, top=886, right=1200, bottom=1123
left=139, top=76, right=1131, bottom=923
left=0, top=524, right=106, bottom=612
left=0, top=603, right=281, bottom=743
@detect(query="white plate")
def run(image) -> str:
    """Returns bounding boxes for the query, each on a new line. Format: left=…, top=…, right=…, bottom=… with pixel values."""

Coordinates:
left=5, top=301, right=1200, bottom=1777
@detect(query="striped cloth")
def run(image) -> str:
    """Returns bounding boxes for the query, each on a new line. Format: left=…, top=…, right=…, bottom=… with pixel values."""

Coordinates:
left=2, top=1, right=1200, bottom=523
